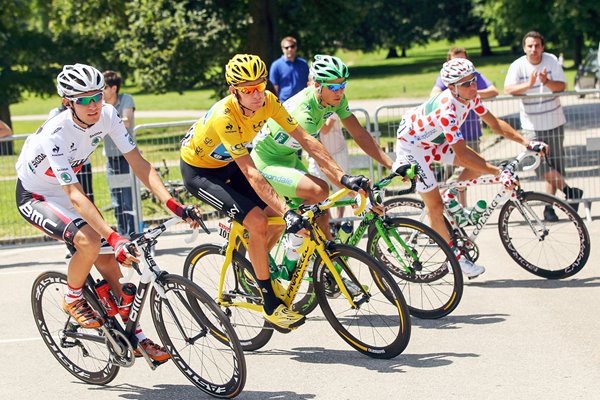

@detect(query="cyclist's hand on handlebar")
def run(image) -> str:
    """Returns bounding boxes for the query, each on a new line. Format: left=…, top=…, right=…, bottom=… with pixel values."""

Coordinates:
left=527, top=140, right=548, bottom=155
left=166, top=198, right=208, bottom=231
left=284, top=209, right=305, bottom=235
left=393, top=162, right=417, bottom=182
left=107, top=232, right=140, bottom=267
left=499, top=168, right=519, bottom=189
left=341, top=174, right=369, bottom=192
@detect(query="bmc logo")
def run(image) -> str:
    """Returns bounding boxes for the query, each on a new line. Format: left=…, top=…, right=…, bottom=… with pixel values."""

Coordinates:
left=18, top=201, right=58, bottom=233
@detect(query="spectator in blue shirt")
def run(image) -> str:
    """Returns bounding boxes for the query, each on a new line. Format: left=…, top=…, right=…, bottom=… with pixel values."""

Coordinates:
left=269, top=36, right=310, bottom=103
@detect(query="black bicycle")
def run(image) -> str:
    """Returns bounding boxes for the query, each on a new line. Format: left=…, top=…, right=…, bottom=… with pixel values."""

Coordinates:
left=31, top=217, right=246, bottom=398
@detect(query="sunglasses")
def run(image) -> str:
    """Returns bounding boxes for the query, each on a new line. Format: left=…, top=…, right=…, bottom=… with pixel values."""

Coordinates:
left=283, top=45, right=296, bottom=50
left=457, top=76, right=477, bottom=88
left=235, top=81, right=267, bottom=95
left=68, top=92, right=103, bottom=105
left=320, top=81, right=347, bottom=92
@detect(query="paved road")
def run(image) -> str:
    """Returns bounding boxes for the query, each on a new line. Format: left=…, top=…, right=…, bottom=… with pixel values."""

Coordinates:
left=1, top=214, right=599, bottom=399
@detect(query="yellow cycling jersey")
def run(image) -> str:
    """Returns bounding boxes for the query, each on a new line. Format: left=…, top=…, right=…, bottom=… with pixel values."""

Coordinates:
left=181, top=91, right=298, bottom=168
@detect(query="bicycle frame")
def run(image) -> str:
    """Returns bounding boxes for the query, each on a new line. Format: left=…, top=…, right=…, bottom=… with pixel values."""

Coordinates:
left=215, top=187, right=370, bottom=312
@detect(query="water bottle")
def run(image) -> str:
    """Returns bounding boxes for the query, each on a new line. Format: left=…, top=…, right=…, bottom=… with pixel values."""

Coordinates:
left=442, top=187, right=460, bottom=204
left=281, top=233, right=304, bottom=279
left=94, top=279, right=118, bottom=317
left=447, top=200, right=468, bottom=227
left=118, top=282, right=137, bottom=319
left=467, top=200, right=487, bottom=225
left=337, top=221, right=354, bottom=244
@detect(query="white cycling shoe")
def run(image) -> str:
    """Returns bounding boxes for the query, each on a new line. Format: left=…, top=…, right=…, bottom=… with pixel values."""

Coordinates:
left=459, top=258, right=485, bottom=279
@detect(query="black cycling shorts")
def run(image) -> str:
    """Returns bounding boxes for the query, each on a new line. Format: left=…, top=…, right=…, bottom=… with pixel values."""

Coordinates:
left=181, top=160, right=268, bottom=224
left=15, top=179, right=87, bottom=252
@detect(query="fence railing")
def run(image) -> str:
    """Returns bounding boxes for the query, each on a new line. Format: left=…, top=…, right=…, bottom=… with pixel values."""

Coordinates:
left=0, top=108, right=377, bottom=243
left=373, top=91, right=600, bottom=221
left=2, top=92, right=599, bottom=244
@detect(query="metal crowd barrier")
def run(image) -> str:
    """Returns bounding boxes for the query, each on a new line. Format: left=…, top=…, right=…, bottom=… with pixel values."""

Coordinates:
left=1, top=108, right=378, bottom=244
left=373, top=91, right=600, bottom=222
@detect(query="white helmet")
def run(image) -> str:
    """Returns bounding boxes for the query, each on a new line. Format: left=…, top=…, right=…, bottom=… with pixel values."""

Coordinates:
left=440, top=58, right=475, bottom=86
left=56, top=63, right=105, bottom=97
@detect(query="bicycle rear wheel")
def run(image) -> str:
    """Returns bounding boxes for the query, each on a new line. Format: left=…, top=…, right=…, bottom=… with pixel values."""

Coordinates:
left=31, top=271, right=119, bottom=385
left=498, top=192, right=590, bottom=279
left=367, top=217, right=463, bottom=319
left=151, top=274, right=246, bottom=399
left=313, top=244, right=411, bottom=359
left=183, top=243, right=273, bottom=351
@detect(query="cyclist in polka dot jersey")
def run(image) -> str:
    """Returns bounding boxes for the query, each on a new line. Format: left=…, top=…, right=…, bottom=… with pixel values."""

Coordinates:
left=392, top=58, right=545, bottom=279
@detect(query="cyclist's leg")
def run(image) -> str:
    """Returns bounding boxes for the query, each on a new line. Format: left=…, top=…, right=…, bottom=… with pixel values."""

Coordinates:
left=16, top=180, right=103, bottom=327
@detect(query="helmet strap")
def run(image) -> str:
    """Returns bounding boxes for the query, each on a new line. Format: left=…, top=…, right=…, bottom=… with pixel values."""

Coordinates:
left=451, top=85, right=470, bottom=103
left=234, top=92, right=256, bottom=116
left=67, top=101, right=95, bottom=129
left=315, top=84, right=336, bottom=108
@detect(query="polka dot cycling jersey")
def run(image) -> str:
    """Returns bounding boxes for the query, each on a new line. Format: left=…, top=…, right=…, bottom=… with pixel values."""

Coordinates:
left=397, top=90, right=487, bottom=148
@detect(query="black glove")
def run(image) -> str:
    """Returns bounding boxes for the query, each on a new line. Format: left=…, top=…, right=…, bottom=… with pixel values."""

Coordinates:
left=182, top=205, right=203, bottom=223
left=284, top=209, right=304, bottom=234
left=340, top=174, right=368, bottom=191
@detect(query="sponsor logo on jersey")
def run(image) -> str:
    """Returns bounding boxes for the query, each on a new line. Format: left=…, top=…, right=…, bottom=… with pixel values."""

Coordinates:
left=52, top=145, right=60, bottom=153
left=70, top=142, right=75, bottom=150
left=225, top=122, right=234, bottom=132
left=210, top=144, right=232, bottom=162
left=323, top=111, right=334, bottom=120
left=195, top=146, right=204, bottom=156
left=18, top=200, right=58, bottom=234
left=203, top=137, right=214, bottom=147
left=92, top=137, right=102, bottom=146
left=287, top=116, right=296, bottom=124
left=31, top=153, right=47, bottom=168
left=52, top=127, right=63, bottom=135
left=252, top=121, right=264, bottom=132
left=60, top=172, right=72, bottom=183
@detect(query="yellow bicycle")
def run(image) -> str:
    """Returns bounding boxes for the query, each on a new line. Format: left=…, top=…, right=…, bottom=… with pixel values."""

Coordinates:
left=184, top=187, right=411, bottom=359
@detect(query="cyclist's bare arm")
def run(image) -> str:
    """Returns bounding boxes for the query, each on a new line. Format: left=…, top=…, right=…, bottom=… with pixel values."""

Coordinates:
left=124, top=148, right=199, bottom=228
left=288, top=125, right=346, bottom=189
left=235, top=154, right=289, bottom=215
left=481, top=111, right=529, bottom=147
left=451, top=141, right=500, bottom=176
left=342, top=114, right=393, bottom=169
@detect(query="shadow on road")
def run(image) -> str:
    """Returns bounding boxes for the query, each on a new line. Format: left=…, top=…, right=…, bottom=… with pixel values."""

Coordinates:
left=412, top=313, right=509, bottom=330
left=468, top=276, right=600, bottom=289
left=246, top=346, right=478, bottom=374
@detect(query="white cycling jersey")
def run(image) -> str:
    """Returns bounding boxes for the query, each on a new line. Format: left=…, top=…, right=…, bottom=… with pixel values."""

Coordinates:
left=16, top=104, right=135, bottom=194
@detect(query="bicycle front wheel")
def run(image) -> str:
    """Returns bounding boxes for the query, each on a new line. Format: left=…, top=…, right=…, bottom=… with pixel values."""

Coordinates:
left=498, top=192, right=591, bottom=279
left=31, top=271, right=119, bottom=385
left=313, top=244, right=411, bottom=359
left=183, top=243, right=273, bottom=351
left=367, top=217, right=463, bottom=319
left=151, top=274, right=246, bottom=399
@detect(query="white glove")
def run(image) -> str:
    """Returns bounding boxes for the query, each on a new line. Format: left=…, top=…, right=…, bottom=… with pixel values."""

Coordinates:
left=353, top=193, right=373, bottom=216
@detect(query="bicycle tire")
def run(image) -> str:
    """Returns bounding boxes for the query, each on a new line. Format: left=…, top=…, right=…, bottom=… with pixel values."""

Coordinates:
left=366, top=217, right=463, bottom=319
left=384, top=196, right=427, bottom=219
left=312, top=244, right=411, bottom=359
left=183, top=244, right=273, bottom=351
left=151, top=274, right=246, bottom=398
left=31, top=271, right=119, bottom=385
left=498, top=192, right=591, bottom=279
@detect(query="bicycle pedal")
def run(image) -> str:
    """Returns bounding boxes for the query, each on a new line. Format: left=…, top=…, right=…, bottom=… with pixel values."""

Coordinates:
left=265, top=321, right=296, bottom=334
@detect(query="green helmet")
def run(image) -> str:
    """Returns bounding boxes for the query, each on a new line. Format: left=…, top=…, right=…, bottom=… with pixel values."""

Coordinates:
left=310, top=55, right=349, bottom=82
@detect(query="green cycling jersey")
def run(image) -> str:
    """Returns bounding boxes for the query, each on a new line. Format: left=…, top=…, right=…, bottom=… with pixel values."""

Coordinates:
left=253, top=86, right=353, bottom=157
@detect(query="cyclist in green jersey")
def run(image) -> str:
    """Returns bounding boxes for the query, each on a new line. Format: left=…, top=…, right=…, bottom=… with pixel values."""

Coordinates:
left=252, top=55, right=393, bottom=238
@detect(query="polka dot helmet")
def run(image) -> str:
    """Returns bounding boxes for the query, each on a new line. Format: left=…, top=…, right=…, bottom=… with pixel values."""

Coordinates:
left=440, top=58, right=475, bottom=86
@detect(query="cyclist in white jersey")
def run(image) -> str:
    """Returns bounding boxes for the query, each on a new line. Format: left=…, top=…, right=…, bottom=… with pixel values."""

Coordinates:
left=15, top=64, right=202, bottom=362
left=392, top=58, right=546, bottom=279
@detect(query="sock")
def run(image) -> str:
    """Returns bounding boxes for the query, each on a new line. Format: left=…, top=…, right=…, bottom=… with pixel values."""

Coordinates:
left=449, top=241, right=463, bottom=261
left=121, top=314, right=145, bottom=341
left=65, top=284, right=83, bottom=304
left=256, top=278, right=283, bottom=315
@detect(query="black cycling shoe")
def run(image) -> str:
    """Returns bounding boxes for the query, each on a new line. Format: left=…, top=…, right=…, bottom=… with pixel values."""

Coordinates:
left=565, top=187, right=583, bottom=213
left=543, top=205, right=559, bottom=222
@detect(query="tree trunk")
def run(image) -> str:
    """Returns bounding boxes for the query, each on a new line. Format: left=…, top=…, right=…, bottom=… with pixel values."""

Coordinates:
left=247, top=0, right=278, bottom=65
left=386, top=47, right=398, bottom=59
left=401, top=47, right=407, bottom=58
left=479, top=29, right=493, bottom=56
left=0, top=104, right=14, bottom=156
left=573, top=33, right=584, bottom=68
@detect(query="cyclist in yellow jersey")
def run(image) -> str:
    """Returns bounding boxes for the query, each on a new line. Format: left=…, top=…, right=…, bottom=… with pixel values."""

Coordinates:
left=180, top=54, right=367, bottom=331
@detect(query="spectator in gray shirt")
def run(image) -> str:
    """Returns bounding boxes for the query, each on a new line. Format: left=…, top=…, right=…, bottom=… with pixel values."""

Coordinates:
left=103, top=70, right=136, bottom=235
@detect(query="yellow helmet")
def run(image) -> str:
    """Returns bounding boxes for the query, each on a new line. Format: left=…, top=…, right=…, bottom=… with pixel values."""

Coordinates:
left=225, top=54, right=267, bottom=86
